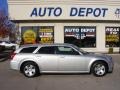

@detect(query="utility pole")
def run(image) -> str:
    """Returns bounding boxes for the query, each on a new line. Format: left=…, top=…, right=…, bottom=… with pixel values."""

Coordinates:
left=119, top=27, right=120, bottom=53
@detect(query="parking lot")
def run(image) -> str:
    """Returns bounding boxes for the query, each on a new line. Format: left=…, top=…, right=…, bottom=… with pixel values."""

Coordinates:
left=0, top=54, right=120, bottom=90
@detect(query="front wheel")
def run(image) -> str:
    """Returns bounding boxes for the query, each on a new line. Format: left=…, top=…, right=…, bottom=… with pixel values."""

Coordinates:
left=22, top=62, right=39, bottom=78
left=91, top=62, right=107, bottom=77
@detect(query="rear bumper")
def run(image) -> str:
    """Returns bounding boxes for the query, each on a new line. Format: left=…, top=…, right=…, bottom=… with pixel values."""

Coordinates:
left=10, top=60, right=19, bottom=70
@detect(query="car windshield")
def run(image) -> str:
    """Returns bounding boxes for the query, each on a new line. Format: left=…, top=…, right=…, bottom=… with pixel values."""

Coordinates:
left=5, top=41, right=10, bottom=43
left=79, top=48, right=89, bottom=55
left=71, top=44, right=89, bottom=55
left=1, top=41, right=14, bottom=44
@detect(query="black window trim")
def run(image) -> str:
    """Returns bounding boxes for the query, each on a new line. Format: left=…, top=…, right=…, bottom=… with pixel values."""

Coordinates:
left=19, top=46, right=38, bottom=53
left=35, top=45, right=80, bottom=55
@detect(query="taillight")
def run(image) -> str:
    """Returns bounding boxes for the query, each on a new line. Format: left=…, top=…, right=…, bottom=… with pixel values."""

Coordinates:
left=10, top=52, right=16, bottom=60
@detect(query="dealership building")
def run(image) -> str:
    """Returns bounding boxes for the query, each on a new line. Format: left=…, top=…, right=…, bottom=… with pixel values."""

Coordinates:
left=8, top=0, right=120, bottom=53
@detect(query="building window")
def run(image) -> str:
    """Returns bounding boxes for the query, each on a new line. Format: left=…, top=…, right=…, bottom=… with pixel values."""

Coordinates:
left=64, top=26, right=96, bottom=48
left=21, top=26, right=38, bottom=44
left=38, top=26, right=54, bottom=44
left=105, top=27, right=120, bottom=47
left=21, top=26, right=54, bottom=44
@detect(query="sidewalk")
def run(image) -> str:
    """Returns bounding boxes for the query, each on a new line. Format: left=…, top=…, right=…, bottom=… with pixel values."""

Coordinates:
left=104, top=52, right=120, bottom=55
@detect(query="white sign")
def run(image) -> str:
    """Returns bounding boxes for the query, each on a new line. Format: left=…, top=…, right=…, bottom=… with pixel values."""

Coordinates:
left=9, top=5, right=120, bottom=20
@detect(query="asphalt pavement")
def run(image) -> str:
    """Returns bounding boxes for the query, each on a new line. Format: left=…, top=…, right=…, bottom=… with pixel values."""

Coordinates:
left=0, top=54, right=120, bottom=90
left=0, top=50, right=12, bottom=62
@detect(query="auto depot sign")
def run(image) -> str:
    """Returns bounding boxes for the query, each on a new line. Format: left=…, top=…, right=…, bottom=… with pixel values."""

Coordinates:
left=9, top=5, right=120, bottom=20
left=30, top=7, right=108, bottom=17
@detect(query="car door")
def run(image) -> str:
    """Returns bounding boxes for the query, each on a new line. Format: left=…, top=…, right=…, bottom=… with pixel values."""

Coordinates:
left=35, top=46, right=58, bottom=72
left=56, top=46, right=86, bottom=72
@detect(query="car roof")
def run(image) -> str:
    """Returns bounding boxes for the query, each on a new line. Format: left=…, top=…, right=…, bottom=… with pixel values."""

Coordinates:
left=15, top=43, right=80, bottom=54
left=20, top=43, right=74, bottom=48
left=19, top=43, right=79, bottom=50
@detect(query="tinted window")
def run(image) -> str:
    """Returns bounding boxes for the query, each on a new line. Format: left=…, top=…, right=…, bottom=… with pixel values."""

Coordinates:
left=105, top=27, right=120, bottom=47
left=64, top=26, right=96, bottom=48
left=56, top=46, right=79, bottom=55
left=21, top=26, right=54, bottom=44
left=37, top=46, right=55, bottom=54
left=20, top=47, right=37, bottom=53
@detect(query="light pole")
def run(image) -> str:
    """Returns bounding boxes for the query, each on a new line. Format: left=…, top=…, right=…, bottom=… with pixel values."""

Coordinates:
left=119, top=28, right=120, bottom=53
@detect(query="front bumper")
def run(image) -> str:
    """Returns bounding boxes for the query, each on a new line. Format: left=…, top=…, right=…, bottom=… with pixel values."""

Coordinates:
left=107, top=56, right=114, bottom=73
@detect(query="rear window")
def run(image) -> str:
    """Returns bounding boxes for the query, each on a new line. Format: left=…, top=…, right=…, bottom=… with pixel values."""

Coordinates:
left=19, top=47, right=37, bottom=53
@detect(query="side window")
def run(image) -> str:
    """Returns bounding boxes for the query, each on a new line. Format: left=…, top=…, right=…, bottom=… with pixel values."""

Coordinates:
left=37, top=46, right=55, bottom=54
left=56, top=46, right=79, bottom=55
left=19, top=47, right=37, bottom=53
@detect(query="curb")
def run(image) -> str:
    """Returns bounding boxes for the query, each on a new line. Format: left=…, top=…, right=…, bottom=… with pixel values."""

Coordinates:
left=105, top=53, right=120, bottom=55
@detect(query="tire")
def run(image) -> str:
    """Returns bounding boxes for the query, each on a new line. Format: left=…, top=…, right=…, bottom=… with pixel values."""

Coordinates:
left=91, top=62, right=107, bottom=77
left=22, top=62, right=39, bottom=78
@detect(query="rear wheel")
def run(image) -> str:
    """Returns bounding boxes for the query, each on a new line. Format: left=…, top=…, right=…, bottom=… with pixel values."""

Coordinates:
left=22, top=62, right=39, bottom=78
left=91, top=62, right=107, bottom=77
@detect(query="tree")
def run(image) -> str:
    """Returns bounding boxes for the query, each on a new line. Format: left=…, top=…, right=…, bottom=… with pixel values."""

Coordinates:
left=0, top=15, right=9, bottom=38
left=0, top=0, right=16, bottom=41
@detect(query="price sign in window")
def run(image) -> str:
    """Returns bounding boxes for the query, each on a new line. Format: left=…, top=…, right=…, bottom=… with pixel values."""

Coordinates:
left=39, top=26, right=54, bottom=44
left=106, top=27, right=120, bottom=47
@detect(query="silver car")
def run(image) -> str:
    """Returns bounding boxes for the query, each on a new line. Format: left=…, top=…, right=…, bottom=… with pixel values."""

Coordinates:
left=10, top=43, right=114, bottom=78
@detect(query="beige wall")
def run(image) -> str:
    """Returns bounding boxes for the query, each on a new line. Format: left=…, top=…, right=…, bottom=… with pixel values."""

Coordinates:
left=8, top=0, right=120, bottom=21
left=8, top=4, right=120, bottom=21
left=8, top=0, right=120, bottom=53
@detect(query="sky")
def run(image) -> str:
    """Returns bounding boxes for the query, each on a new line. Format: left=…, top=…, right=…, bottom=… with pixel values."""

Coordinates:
left=0, top=0, right=8, bottom=17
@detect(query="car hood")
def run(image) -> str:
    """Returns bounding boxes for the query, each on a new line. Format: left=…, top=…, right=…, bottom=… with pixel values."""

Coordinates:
left=85, top=52, right=112, bottom=60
